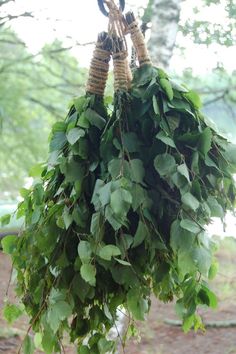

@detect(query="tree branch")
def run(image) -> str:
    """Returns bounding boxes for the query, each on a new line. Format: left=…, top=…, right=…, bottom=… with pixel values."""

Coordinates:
left=204, top=89, right=229, bottom=105
left=0, top=0, right=15, bottom=6
left=0, top=11, right=33, bottom=26
left=26, top=96, right=63, bottom=119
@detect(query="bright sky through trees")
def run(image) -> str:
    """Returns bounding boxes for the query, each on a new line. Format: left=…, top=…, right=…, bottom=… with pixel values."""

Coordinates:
left=3, top=0, right=236, bottom=74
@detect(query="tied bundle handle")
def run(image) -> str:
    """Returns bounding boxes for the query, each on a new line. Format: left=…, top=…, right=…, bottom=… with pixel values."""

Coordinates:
left=112, top=36, right=130, bottom=91
left=86, top=31, right=112, bottom=96
left=105, top=0, right=132, bottom=90
left=125, top=11, right=152, bottom=67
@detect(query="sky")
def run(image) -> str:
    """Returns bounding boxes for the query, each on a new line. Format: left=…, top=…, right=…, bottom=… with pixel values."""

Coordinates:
left=2, top=0, right=236, bottom=74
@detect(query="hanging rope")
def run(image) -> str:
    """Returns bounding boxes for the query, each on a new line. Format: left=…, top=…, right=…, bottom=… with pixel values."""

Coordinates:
left=104, top=0, right=132, bottom=90
left=97, top=0, right=125, bottom=17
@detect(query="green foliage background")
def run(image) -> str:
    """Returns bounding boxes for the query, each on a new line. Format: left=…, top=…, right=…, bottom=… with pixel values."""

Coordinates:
left=0, top=29, right=88, bottom=199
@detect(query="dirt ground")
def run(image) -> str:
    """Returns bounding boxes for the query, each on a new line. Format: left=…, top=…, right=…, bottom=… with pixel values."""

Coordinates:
left=0, top=238, right=236, bottom=354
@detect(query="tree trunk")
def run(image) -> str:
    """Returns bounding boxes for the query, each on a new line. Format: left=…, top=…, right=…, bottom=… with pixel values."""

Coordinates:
left=148, top=0, right=182, bottom=69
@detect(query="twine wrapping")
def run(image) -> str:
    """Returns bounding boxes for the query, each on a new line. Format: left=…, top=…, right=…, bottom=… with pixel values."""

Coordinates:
left=86, top=33, right=112, bottom=96
left=104, top=0, right=132, bottom=90
left=126, top=12, right=152, bottom=67
left=113, top=50, right=129, bottom=91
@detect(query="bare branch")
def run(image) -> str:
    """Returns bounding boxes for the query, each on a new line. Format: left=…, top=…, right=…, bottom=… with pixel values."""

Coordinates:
left=0, top=11, right=33, bottom=26
left=0, top=38, right=25, bottom=46
left=26, top=96, right=64, bottom=119
left=204, top=89, right=229, bottom=105
left=0, top=0, right=15, bottom=6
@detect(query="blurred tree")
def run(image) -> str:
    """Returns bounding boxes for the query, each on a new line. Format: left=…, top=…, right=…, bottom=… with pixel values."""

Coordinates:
left=178, top=67, right=236, bottom=143
left=140, top=0, right=236, bottom=69
left=0, top=27, right=88, bottom=199
left=180, top=0, right=236, bottom=47
left=148, top=0, right=182, bottom=69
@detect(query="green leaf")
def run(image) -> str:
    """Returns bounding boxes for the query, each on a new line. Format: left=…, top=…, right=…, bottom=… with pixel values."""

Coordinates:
left=3, top=303, right=23, bottom=324
left=80, top=264, right=96, bottom=286
left=152, top=95, right=160, bottom=115
left=131, top=184, right=147, bottom=211
left=182, top=315, right=195, bottom=333
left=47, top=301, right=72, bottom=333
left=29, top=163, right=45, bottom=178
left=192, top=246, right=212, bottom=276
left=78, top=241, right=92, bottom=263
left=61, top=160, right=85, bottom=183
left=0, top=213, right=11, bottom=227
left=31, top=207, right=41, bottom=224
left=154, top=153, right=176, bottom=177
left=156, top=131, right=176, bottom=148
left=77, top=138, right=88, bottom=159
left=158, top=68, right=168, bottom=79
left=99, top=245, right=121, bottom=261
left=90, top=212, right=100, bottom=235
left=170, top=219, right=195, bottom=253
left=110, top=188, right=132, bottom=218
left=23, top=335, right=35, bottom=354
left=114, top=258, right=131, bottom=266
left=78, top=346, right=90, bottom=354
left=127, top=288, right=148, bottom=321
left=132, top=64, right=154, bottom=86
left=41, top=327, right=57, bottom=354
left=181, top=192, right=200, bottom=211
left=169, top=79, right=188, bottom=93
left=50, top=131, right=67, bottom=152
left=98, top=338, right=114, bottom=354
left=208, top=260, right=218, bottom=280
left=105, top=205, right=123, bottom=231
left=34, top=333, right=43, bottom=349
left=1, top=235, right=18, bottom=254
left=73, top=96, right=88, bottom=113
left=108, top=159, right=129, bottom=179
left=52, top=121, right=66, bottom=132
left=199, top=127, right=212, bottom=156
left=191, top=151, right=199, bottom=173
left=180, top=219, right=201, bottom=234
left=184, top=90, right=202, bottom=109
left=160, top=78, right=174, bottom=101
left=77, top=111, right=90, bottom=128
left=178, top=251, right=196, bottom=275
left=48, top=288, right=66, bottom=305
left=198, top=286, right=218, bottom=309
left=33, top=183, right=44, bottom=205
left=207, top=196, right=224, bottom=218
left=171, top=172, right=188, bottom=191
left=123, top=132, right=140, bottom=153
left=177, top=163, right=191, bottom=183
left=223, top=143, right=236, bottom=165
left=67, top=128, right=85, bottom=145
left=62, top=208, right=73, bottom=229
left=85, top=108, right=106, bottom=129
left=99, top=182, right=113, bottom=207
left=132, top=220, right=148, bottom=248
left=130, top=159, right=145, bottom=183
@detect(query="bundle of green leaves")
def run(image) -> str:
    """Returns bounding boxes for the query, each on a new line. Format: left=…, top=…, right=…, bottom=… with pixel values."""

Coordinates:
left=2, top=25, right=236, bottom=354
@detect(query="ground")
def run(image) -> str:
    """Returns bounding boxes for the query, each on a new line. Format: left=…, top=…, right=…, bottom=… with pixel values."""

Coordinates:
left=0, top=237, right=236, bottom=354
